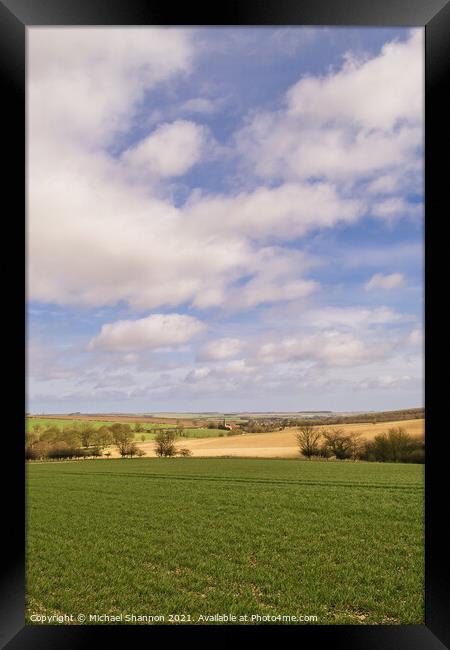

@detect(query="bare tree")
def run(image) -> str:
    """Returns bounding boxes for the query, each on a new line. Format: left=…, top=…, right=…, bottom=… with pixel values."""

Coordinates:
left=322, top=428, right=352, bottom=460
left=347, top=432, right=364, bottom=461
left=126, top=442, right=139, bottom=458
left=296, top=424, right=322, bottom=459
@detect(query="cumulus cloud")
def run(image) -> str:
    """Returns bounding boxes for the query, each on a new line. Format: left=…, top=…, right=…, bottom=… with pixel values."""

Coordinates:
left=29, top=28, right=194, bottom=149
left=185, top=359, right=254, bottom=388
left=198, top=338, right=243, bottom=361
left=30, top=30, right=347, bottom=313
left=27, top=28, right=423, bottom=412
left=28, top=29, right=420, bottom=314
left=235, top=30, right=423, bottom=214
left=185, top=182, right=363, bottom=242
left=364, top=272, right=405, bottom=290
left=285, top=31, right=423, bottom=131
left=87, top=314, right=206, bottom=352
left=256, top=331, right=393, bottom=367
left=122, top=120, right=209, bottom=177
left=370, top=197, right=423, bottom=222
left=232, top=278, right=317, bottom=309
left=29, top=164, right=333, bottom=310
left=185, top=366, right=211, bottom=381
left=366, top=173, right=402, bottom=195
left=222, top=246, right=319, bottom=309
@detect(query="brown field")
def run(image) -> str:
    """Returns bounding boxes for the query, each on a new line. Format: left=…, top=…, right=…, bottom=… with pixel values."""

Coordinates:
left=107, top=418, right=425, bottom=459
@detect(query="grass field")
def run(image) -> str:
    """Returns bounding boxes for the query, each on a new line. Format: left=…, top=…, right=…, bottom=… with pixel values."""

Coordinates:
left=26, top=458, right=424, bottom=625
left=136, top=428, right=225, bottom=441
left=25, top=418, right=223, bottom=441
left=25, top=417, right=177, bottom=432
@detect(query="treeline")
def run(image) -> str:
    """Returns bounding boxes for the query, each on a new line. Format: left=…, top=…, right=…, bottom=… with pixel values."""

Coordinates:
left=296, top=425, right=425, bottom=463
left=219, top=408, right=424, bottom=433
left=25, top=422, right=145, bottom=461
left=283, top=407, right=424, bottom=428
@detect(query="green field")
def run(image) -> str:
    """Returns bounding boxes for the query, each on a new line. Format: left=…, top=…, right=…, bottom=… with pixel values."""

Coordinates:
left=136, top=428, right=225, bottom=441
left=26, top=458, right=424, bottom=625
left=25, top=418, right=223, bottom=441
left=25, top=418, right=177, bottom=431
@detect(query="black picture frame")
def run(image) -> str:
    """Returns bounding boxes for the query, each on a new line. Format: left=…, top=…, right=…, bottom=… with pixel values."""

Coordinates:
left=1, top=0, right=449, bottom=647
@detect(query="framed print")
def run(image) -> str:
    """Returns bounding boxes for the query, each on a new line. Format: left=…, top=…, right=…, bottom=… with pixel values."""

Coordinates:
left=1, top=0, right=449, bottom=647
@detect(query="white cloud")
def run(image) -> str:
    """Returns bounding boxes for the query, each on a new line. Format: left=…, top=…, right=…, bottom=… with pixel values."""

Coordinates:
left=29, top=158, right=335, bottom=310
left=185, top=366, right=211, bottom=381
left=239, top=120, right=421, bottom=185
left=31, top=31, right=347, bottom=312
left=198, top=338, right=243, bottom=361
left=27, top=340, right=79, bottom=381
left=364, top=272, right=405, bottom=290
left=87, top=313, right=206, bottom=352
left=370, top=197, right=423, bottom=222
left=407, top=328, right=423, bottom=347
left=222, top=359, right=251, bottom=374
left=27, top=28, right=424, bottom=414
left=122, top=120, right=209, bottom=177
left=357, top=375, right=420, bottom=390
left=185, top=359, right=253, bottom=386
left=235, top=30, right=423, bottom=202
left=301, top=306, right=411, bottom=329
left=29, top=29, right=421, bottom=315
left=234, top=278, right=317, bottom=309
left=256, top=331, right=393, bottom=367
left=367, top=173, right=402, bottom=195
left=29, top=28, right=194, bottom=149
left=285, top=31, right=423, bottom=131
left=186, top=182, right=363, bottom=242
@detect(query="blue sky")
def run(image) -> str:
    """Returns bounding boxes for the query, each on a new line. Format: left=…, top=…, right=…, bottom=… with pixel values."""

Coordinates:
left=28, top=27, right=424, bottom=413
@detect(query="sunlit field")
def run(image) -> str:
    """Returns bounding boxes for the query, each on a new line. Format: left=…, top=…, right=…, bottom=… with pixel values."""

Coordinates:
left=26, top=458, right=424, bottom=625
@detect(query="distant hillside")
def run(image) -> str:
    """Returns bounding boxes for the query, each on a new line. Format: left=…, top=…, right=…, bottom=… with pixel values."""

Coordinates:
left=292, top=408, right=424, bottom=426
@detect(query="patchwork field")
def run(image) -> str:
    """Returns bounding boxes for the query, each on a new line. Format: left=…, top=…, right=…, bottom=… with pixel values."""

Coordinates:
left=26, top=417, right=178, bottom=431
left=25, top=417, right=223, bottom=441
left=26, top=415, right=199, bottom=427
left=26, top=458, right=424, bottom=625
left=134, top=418, right=425, bottom=459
